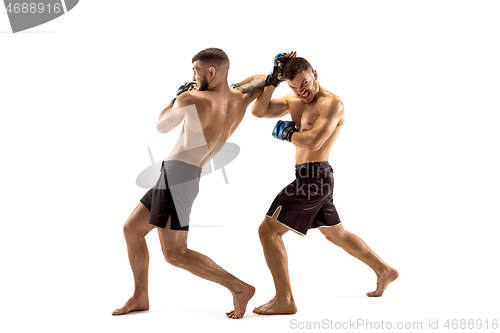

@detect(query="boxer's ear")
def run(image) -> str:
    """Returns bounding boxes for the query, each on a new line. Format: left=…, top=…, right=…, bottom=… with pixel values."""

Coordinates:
left=209, top=66, right=217, bottom=80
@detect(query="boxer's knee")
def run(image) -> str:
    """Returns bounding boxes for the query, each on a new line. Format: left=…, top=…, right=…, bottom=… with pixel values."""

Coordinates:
left=321, top=224, right=346, bottom=245
left=162, top=246, right=188, bottom=267
left=258, top=219, right=274, bottom=239
left=258, top=215, right=288, bottom=240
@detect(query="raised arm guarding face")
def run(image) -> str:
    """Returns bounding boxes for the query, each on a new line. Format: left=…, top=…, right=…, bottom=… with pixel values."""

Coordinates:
left=251, top=51, right=296, bottom=118
left=156, top=82, right=197, bottom=134
left=230, top=75, right=267, bottom=107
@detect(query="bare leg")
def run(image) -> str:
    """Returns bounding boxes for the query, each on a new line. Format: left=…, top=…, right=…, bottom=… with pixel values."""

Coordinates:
left=253, top=210, right=297, bottom=315
left=112, top=202, right=155, bottom=315
left=320, top=223, right=399, bottom=297
left=158, top=217, right=254, bottom=319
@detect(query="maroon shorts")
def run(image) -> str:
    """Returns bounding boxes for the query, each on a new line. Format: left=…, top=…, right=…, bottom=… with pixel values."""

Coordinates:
left=266, top=161, right=341, bottom=236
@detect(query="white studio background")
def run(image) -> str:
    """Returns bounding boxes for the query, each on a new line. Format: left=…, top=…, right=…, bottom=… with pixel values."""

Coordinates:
left=1, top=1, right=499, bottom=332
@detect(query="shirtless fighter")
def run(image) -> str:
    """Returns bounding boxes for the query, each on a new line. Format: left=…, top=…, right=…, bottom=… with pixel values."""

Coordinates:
left=251, top=52, right=399, bottom=315
left=112, top=48, right=266, bottom=319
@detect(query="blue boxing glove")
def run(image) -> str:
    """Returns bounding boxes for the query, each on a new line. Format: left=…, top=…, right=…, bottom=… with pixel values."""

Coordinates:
left=272, top=120, right=297, bottom=142
left=265, top=52, right=290, bottom=87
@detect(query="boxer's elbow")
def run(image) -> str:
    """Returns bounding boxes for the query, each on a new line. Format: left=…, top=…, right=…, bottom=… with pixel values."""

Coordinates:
left=252, top=110, right=264, bottom=118
left=309, top=143, right=323, bottom=151
left=304, top=142, right=321, bottom=151
left=251, top=104, right=266, bottom=118
left=156, top=120, right=169, bottom=134
left=302, top=136, right=323, bottom=151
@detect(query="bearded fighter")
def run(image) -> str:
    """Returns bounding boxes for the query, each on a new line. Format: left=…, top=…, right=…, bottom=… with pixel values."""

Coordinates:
left=112, top=48, right=266, bottom=319
left=251, top=52, right=399, bottom=315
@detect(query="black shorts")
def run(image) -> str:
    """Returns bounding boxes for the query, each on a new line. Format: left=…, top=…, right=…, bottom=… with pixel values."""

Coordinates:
left=140, top=160, right=202, bottom=231
left=266, top=161, right=341, bottom=236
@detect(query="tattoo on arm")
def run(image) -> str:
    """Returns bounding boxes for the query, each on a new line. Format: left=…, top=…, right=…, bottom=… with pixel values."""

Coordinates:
left=230, top=76, right=266, bottom=98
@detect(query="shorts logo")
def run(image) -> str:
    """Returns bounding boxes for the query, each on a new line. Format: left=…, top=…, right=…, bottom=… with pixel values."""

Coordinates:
left=3, top=0, right=79, bottom=33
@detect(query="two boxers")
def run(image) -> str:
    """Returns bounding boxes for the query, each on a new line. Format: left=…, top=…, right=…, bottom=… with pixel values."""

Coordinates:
left=113, top=49, right=398, bottom=319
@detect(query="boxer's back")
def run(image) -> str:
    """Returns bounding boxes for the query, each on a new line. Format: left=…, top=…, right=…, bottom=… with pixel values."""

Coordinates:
left=168, top=88, right=247, bottom=167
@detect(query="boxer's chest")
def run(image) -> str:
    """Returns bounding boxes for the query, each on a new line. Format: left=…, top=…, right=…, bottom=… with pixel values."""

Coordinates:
left=290, top=104, right=320, bottom=132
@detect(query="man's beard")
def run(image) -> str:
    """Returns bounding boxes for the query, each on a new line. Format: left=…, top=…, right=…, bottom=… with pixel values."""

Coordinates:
left=198, top=77, right=210, bottom=91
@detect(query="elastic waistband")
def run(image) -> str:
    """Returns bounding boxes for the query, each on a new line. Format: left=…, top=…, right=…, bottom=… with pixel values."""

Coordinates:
left=162, top=159, right=203, bottom=173
left=295, top=161, right=331, bottom=168
left=295, top=161, right=332, bottom=178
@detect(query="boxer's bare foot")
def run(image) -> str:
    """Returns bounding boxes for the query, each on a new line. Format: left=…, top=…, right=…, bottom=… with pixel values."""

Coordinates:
left=367, top=267, right=399, bottom=297
left=225, top=283, right=255, bottom=319
left=253, top=297, right=297, bottom=315
left=112, top=293, right=149, bottom=315
left=253, top=295, right=276, bottom=312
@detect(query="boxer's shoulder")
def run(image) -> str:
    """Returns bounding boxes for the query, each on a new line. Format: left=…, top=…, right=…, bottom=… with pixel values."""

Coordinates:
left=175, top=90, right=212, bottom=109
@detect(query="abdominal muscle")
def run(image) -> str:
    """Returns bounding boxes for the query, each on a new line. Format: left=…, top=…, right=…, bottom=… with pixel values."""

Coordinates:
left=294, top=122, right=344, bottom=165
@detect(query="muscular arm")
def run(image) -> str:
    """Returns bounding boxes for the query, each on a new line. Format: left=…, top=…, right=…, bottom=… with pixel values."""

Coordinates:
left=291, top=100, right=344, bottom=151
left=156, top=93, right=192, bottom=134
left=230, top=75, right=266, bottom=107
left=251, top=86, right=291, bottom=118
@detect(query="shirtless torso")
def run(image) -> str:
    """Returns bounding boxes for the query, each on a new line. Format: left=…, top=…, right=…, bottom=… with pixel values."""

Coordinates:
left=157, top=74, right=265, bottom=167
left=168, top=89, right=248, bottom=167
left=252, top=76, right=345, bottom=164
left=284, top=87, right=345, bottom=164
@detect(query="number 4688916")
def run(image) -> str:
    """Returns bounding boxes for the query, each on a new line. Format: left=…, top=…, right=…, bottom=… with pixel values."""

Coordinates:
left=6, top=3, right=62, bottom=14
left=444, top=319, right=498, bottom=330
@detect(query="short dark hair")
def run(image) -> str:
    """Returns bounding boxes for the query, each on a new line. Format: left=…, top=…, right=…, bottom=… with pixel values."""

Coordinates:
left=192, top=48, right=229, bottom=68
left=283, top=57, right=313, bottom=81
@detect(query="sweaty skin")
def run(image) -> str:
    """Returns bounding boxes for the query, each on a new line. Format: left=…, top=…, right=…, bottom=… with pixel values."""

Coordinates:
left=253, top=68, right=345, bottom=165
left=285, top=88, right=345, bottom=164
left=251, top=61, right=399, bottom=315
left=112, top=58, right=267, bottom=319
left=158, top=63, right=266, bottom=167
